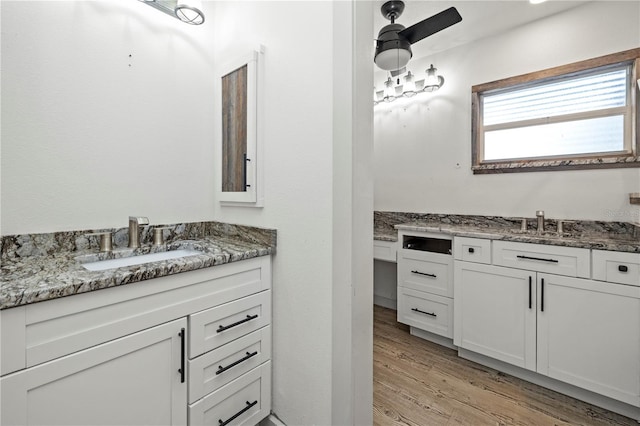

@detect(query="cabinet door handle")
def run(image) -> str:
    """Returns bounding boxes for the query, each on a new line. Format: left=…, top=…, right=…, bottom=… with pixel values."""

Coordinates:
left=528, top=276, right=532, bottom=310
left=243, top=154, right=251, bottom=190
left=468, top=247, right=475, bottom=253
left=411, top=270, right=436, bottom=278
left=218, top=400, right=258, bottom=426
left=411, top=308, right=436, bottom=317
left=178, top=328, right=185, bottom=383
left=217, top=314, right=259, bottom=333
left=618, top=265, right=628, bottom=272
left=540, top=278, right=545, bottom=312
left=216, top=351, right=259, bottom=375
left=517, top=255, right=559, bottom=263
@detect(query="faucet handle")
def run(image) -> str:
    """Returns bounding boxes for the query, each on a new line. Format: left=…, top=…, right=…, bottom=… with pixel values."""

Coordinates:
left=557, top=220, right=574, bottom=234
left=129, top=216, right=149, bottom=225
left=152, top=226, right=171, bottom=246
left=86, top=232, right=113, bottom=252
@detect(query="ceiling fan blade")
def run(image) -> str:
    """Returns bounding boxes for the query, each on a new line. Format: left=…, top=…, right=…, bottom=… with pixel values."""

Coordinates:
left=398, top=7, right=462, bottom=45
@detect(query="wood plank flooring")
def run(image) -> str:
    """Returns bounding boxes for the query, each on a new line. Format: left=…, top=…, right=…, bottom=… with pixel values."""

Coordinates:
left=373, top=305, right=637, bottom=426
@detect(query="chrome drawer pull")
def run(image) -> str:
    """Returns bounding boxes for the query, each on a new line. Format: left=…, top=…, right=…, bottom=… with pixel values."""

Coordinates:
left=216, top=351, right=259, bottom=375
left=411, top=270, right=436, bottom=278
left=516, top=255, right=559, bottom=263
left=411, top=308, right=436, bottom=317
left=219, top=400, right=258, bottom=426
left=217, top=314, right=259, bottom=333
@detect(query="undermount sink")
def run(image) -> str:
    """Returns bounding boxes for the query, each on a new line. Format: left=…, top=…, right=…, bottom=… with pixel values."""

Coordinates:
left=82, top=249, right=202, bottom=272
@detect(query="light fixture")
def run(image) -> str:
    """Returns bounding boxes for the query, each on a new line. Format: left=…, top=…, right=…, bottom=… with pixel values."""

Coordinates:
left=138, top=0, right=205, bottom=25
left=423, top=64, right=445, bottom=92
left=374, top=64, right=446, bottom=106
left=374, top=1, right=411, bottom=71
left=529, top=0, right=548, bottom=4
left=403, top=71, right=416, bottom=97
left=383, top=77, right=397, bottom=103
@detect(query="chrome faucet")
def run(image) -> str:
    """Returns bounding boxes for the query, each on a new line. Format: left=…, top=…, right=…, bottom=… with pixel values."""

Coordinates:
left=536, top=210, right=545, bottom=234
left=128, top=216, right=149, bottom=248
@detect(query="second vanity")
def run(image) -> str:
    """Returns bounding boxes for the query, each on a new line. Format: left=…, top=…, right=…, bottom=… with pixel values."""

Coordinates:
left=0, top=220, right=276, bottom=426
left=374, top=212, right=640, bottom=421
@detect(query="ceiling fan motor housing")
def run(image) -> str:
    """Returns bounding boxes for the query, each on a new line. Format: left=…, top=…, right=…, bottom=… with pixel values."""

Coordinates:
left=375, top=23, right=413, bottom=71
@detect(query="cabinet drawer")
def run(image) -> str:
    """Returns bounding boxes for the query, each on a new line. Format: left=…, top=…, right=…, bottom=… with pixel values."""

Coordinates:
left=190, top=291, right=271, bottom=358
left=189, top=326, right=271, bottom=403
left=374, top=240, right=397, bottom=263
left=454, top=237, right=491, bottom=264
left=397, top=287, right=453, bottom=338
left=592, top=250, right=640, bottom=286
left=189, top=362, right=271, bottom=426
left=398, top=252, right=453, bottom=297
left=492, top=241, right=590, bottom=278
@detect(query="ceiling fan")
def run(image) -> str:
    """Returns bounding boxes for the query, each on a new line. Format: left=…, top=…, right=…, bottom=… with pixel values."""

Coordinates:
left=374, top=1, right=462, bottom=73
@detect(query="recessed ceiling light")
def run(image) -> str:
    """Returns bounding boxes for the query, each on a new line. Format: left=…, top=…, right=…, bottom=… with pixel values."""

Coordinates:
left=530, top=0, right=548, bottom=4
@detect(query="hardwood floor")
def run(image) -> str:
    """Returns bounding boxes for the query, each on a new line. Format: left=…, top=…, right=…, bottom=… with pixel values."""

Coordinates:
left=373, top=305, right=637, bottom=426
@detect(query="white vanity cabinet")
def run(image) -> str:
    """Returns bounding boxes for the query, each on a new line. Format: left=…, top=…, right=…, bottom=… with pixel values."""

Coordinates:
left=537, top=273, right=640, bottom=406
left=454, top=238, right=640, bottom=408
left=373, top=239, right=397, bottom=263
left=1, top=256, right=272, bottom=426
left=397, top=231, right=454, bottom=339
left=1, top=319, right=187, bottom=426
left=453, top=261, right=536, bottom=370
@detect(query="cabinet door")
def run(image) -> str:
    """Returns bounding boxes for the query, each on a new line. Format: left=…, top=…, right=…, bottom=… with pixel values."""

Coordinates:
left=537, top=274, right=640, bottom=406
left=1, top=318, right=187, bottom=426
left=454, top=262, right=536, bottom=371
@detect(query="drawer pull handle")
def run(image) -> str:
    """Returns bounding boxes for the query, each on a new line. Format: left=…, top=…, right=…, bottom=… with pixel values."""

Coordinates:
left=217, top=314, right=259, bottom=333
left=411, top=308, right=436, bottom=317
left=219, top=400, right=258, bottom=426
left=619, top=265, right=628, bottom=272
left=411, top=270, right=436, bottom=278
left=516, top=255, right=559, bottom=263
left=468, top=247, right=475, bottom=253
left=216, top=351, right=259, bottom=375
left=178, top=328, right=185, bottom=383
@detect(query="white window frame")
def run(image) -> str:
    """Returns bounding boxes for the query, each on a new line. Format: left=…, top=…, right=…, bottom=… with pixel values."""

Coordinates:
left=471, top=48, right=640, bottom=174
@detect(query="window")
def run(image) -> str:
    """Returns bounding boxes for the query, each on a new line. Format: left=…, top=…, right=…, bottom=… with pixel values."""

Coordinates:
left=472, top=48, right=640, bottom=173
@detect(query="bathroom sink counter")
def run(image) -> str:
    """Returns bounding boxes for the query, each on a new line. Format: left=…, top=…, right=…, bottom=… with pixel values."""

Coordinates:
left=0, top=221, right=276, bottom=310
left=395, top=222, right=640, bottom=253
left=373, top=211, right=639, bottom=253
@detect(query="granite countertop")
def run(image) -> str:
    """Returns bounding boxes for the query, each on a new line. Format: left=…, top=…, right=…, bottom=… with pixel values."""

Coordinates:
left=1, top=221, right=276, bottom=310
left=374, top=212, right=640, bottom=253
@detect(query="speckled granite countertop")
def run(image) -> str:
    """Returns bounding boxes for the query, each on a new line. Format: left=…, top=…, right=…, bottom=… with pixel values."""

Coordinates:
left=374, top=211, right=640, bottom=253
left=1, top=221, right=276, bottom=310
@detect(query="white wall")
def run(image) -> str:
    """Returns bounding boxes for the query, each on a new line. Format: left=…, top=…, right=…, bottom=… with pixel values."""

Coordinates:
left=374, top=1, right=640, bottom=223
left=1, top=1, right=373, bottom=425
left=1, top=1, right=218, bottom=234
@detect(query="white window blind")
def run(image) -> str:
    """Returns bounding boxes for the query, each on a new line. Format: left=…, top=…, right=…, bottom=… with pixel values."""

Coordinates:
left=480, top=65, right=631, bottom=161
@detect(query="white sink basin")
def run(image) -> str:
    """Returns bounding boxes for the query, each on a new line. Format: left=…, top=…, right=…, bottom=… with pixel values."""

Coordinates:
left=82, top=249, right=202, bottom=272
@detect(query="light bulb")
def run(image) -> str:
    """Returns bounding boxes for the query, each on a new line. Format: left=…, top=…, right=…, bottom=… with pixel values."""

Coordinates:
left=383, top=77, right=396, bottom=102
left=403, top=71, right=416, bottom=97
left=423, top=64, right=444, bottom=92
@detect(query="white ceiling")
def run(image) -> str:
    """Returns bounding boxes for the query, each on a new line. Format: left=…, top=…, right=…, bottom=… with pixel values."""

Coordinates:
left=373, top=0, right=589, bottom=61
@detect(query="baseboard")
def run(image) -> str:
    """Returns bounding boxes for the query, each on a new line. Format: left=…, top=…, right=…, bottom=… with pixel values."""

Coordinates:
left=373, top=295, right=396, bottom=310
left=409, top=327, right=457, bottom=350
left=458, top=348, right=640, bottom=422
left=259, top=413, right=286, bottom=426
